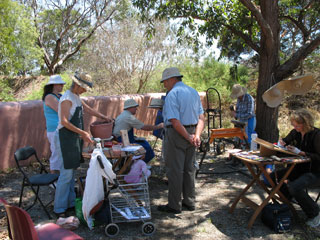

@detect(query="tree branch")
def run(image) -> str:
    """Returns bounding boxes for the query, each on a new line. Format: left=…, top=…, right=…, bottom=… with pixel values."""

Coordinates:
left=239, top=0, right=274, bottom=49
left=275, top=35, right=320, bottom=80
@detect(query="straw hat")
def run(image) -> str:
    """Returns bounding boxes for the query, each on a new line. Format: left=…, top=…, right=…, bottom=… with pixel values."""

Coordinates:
left=161, top=67, right=183, bottom=83
left=72, top=72, right=93, bottom=91
left=230, top=84, right=247, bottom=99
left=262, top=75, right=314, bottom=108
left=45, top=75, right=66, bottom=85
left=148, top=98, right=164, bottom=109
left=283, top=75, right=314, bottom=95
left=124, top=99, right=139, bottom=110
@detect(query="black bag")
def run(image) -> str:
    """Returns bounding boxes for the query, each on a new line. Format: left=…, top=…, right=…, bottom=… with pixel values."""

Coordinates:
left=261, top=203, right=292, bottom=233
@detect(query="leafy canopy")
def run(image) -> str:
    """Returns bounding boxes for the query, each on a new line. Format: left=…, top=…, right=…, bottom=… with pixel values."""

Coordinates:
left=0, top=0, right=42, bottom=75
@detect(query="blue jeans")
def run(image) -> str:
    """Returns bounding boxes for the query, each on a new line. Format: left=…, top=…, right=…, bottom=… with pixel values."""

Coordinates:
left=245, top=116, right=256, bottom=144
left=53, top=132, right=76, bottom=214
left=271, top=168, right=320, bottom=218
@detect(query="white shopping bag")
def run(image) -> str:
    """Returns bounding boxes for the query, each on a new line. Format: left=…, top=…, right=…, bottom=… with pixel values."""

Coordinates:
left=82, top=148, right=116, bottom=229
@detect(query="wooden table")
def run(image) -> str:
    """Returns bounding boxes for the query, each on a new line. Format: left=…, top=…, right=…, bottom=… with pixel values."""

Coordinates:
left=82, top=144, right=146, bottom=175
left=229, top=151, right=310, bottom=228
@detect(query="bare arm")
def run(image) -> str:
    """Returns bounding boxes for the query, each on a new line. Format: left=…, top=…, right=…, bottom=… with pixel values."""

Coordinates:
left=60, top=100, right=93, bottom=143
left=45, top=94, right=59, bottom=112
left=193, top=114, right=205, bottom=147
left=82, top=101, right=112, bottom=122
left=141, top=122, right=164, bottom=131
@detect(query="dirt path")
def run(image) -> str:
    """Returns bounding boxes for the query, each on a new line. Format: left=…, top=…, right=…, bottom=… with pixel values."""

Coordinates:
left=1, top=149, right=320, bottom=239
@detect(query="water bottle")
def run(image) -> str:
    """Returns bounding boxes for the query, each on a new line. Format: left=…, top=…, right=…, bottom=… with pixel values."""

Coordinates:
left=250, top=133, right=258, bottom=151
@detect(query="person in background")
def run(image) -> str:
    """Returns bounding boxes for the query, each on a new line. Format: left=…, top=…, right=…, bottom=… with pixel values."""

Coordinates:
left=230, top=84, right=256, bottom=145
left=42, top=75, right=65, bottom=174
left=113, top=99, right=163, bottom=164
left=272, top=108, right=320, bottom=228
left=157, top=67, right=205, bottom=214
left=54, top=72, right=112, bottom=217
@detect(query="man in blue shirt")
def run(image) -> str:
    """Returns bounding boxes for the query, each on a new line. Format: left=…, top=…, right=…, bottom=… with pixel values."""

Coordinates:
left=157, top=67, right=205, bottom=214
left=230, top=84, right=256, bottom=144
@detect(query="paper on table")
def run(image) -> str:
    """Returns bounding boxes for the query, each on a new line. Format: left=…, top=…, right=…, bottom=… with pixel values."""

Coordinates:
left=227, top=149, right=242, bottom=153
left=121, top=145, right=142, bottom=152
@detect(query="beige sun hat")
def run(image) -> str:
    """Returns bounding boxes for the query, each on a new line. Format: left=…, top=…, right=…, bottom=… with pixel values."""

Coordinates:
left=282, top=75, right=314, bottom=95
left=230, top=84, right=247, bottom=99
left=262, top=75, right=315, bottom=108
left=124, top=99, right=139, bottom=110
left=148, top=98, right=164, bottom=109
left=72, top=72, right=93, bottom=91
left=161, top=67, right=183, bottom=83
left=46, top=75, right=66, bottom=85
left=262, top=81, right=286, bottom=108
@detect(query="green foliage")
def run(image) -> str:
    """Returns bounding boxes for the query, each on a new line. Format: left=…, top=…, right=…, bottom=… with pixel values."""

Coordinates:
left=0, top=77, right=16, bottom=102
left=38, top=9, right=91, bottom=62
left=24, top=73, right=73, bottom=101
left=144, top=56, right=250, bottom=109
left=0, top=0, right=43, bottom=75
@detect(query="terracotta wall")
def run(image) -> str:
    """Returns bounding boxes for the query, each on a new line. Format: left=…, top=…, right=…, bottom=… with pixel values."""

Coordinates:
left=0, top=92, right=206, bottom=170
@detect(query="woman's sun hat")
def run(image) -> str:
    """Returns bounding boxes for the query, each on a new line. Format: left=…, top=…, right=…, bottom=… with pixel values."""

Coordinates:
left=46, top=75, right=66, bottom=85
left=262, top=81, right=286, bottom=108
left=262, top=75, right=314, bottom=108
left=282, top=75, right=314, bottom=95
left=124, top=99, right=139, bottom=110
left=161, top=67, right=183, bottom=83
left=230, top=84, right=247, bottom=99
left=148, top=98, right=164, bottom=109
left=72, top=72, right=93, bottom=91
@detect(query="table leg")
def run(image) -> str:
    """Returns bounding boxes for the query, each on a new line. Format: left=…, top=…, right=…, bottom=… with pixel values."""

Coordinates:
left=230, top=162, right=260, bottom=213
left=247, top=163, right=297, bottom=228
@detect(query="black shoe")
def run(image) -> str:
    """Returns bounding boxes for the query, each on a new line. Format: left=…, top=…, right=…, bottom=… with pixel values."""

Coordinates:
left=182, top=203, right=195, bottom=211
left=55, top=211, right=68, bottom=218
left=157, top=204, right=181, bottom=214
left=67, top=206, right=75, bottom=212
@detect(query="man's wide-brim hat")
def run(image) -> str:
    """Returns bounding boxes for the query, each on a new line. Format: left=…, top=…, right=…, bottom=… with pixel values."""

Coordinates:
left=72, top=72, right=93, bottom=91
left=124, top=99, right=139, bottom=110
left=161, top=67, right=183, bottom=83
left=46, top=75, right=66, bottom=86
left=148, top=98, right=164, bottom=109
left=262, top=75, right=314, bottom=108
left=230, top=84, right=247, bottom=99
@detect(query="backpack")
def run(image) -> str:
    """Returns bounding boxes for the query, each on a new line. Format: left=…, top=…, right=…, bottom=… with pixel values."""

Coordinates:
left=261, top=203, right=292, bottom=233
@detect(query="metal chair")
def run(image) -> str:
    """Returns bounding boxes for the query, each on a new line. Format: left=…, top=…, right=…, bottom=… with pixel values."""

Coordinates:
left=14, top=146, right=59, bottom=219
left=0, top=198, right=83, bottom=240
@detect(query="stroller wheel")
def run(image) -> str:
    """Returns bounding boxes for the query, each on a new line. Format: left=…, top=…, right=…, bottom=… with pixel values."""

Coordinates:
left=142, top=222, right=156, bottom=236
left=105, top=223, right=119, bottom=237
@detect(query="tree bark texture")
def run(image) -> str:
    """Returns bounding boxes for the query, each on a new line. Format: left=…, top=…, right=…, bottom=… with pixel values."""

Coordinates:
left=255, top=1, right=280, bottom=142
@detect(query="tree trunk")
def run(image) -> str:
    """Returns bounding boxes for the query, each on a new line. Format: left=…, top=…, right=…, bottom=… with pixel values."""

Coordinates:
left=255, top=1, right=280, bottom=143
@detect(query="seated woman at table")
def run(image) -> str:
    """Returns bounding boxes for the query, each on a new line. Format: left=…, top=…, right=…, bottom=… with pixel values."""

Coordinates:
left=271, top=108, right=320, bottom=228
left=113, top=99, right=163, bottom=164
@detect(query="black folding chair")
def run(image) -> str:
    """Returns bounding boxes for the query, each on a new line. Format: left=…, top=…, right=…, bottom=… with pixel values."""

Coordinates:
left=14, top=146, right=59, bottom=219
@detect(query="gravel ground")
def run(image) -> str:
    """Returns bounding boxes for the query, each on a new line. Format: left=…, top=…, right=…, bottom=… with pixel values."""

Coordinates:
left=1, top=144, right=320, bottom=240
